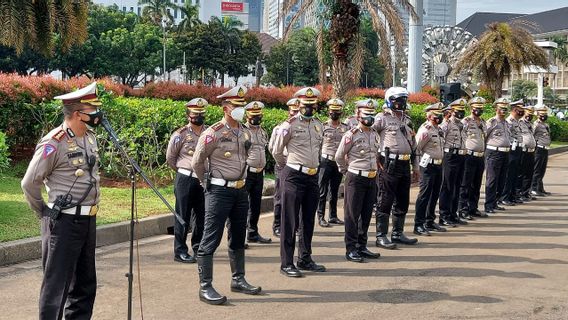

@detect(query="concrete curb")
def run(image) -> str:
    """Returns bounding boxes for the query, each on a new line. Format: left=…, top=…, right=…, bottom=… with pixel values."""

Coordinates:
left=549, top=145, right=568, bottom=155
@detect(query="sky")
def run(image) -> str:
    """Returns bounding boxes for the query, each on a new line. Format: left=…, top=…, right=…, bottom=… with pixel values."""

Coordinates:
left=456, top=0, right=568, bottom=24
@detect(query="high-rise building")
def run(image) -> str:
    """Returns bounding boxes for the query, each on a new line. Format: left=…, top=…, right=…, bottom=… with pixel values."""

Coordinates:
left=263, top=0, right=318, bottom=39
left=397, top=0, right=457, bottom=35
left=245, top=0, right=262, bottom=32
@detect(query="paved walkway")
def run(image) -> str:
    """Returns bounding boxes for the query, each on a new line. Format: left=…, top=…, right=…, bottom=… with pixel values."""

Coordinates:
left=2, top=153, right=568, bottom=319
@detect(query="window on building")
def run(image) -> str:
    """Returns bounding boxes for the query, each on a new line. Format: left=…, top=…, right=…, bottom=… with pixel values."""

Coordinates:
left=138, top=7, right=141, bottom=16
left=181, top=11, right=185, bottom=18
left=174, top=8, right=178, bottom=19
left=130, top=7, right=134, bottom=12
left=122, top=6, right=126, bottom=12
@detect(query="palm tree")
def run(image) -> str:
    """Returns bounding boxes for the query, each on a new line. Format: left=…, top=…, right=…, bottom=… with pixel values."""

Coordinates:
left=138, top=0, right=178, bottom=25
left=177, top=2, right=202, bottom=32
left=281, top=0, right=415, bottom=99
left=551, top=35, right=568, bottom=65
left=455, top=22, right=548, bottom=99
left=209, top=16, right=244, bottom=86
left=0, top=0, right=89, bottom=55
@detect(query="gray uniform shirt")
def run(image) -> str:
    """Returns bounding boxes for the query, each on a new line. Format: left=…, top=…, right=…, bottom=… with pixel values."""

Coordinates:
left=372, top=109, right=415, bottom=155
left=462, top=116, right=486, bottom=152
left=486, top=117, right=511, bottom=148
left=321, top=120, right=349, bottom=158
left=192, top=119, right=251, bottom=181
left=166, top=124, right=207, bottom=171
left=440, top=116, right=464, bottom=149
left=343, top=116, right=359, bottom=129
left=335, top=126, right=379, bottom=173
left=519, top=119, right=536, bottom=149
left=416, top=122, right=444, bottom=160
left=506, top=115, right=523, bottom=145
left=272, top=115, right=323, bottom=169
left=533, top=120, right=551, bottom=147
left=245, top=123, right=268, bottom=169
left=21, top=122, right=101, bottom=216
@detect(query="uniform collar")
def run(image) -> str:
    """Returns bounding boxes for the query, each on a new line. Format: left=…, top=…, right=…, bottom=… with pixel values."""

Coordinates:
left=62, top=121, right=76, bottom=138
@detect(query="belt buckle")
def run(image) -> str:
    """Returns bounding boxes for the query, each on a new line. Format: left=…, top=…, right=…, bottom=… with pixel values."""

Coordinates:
left=89, top=205, right=98, bottom=216
left=235, top=180, right=245, bottom=189
left=401, top=155, right=410, bottom=160
left=307, top=168, right=317, bottom=175
left=368, top=171, right=377, bottom=178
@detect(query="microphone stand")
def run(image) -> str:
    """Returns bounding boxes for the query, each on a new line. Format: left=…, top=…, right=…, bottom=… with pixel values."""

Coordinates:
left=100, top=115, right=185, bottom=320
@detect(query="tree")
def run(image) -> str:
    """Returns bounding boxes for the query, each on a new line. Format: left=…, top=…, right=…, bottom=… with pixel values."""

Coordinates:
left=512, top=79, right=537, bottom=101
left=0, top=0, right=89, bottom=54
left=139, top=0, right=178, bottom=25
left=455, top=22, right=548, bottom=99
left=208, top=16, right=245, bottom=86
left=551, top=35, right=568, bottom=65
left=177, top=2, right=201, bottom=32
left=263, top=43, right=294, bottom=86
left=282, top=0, right=415, bottom=99
left=227, top=31, right=262, bottom=84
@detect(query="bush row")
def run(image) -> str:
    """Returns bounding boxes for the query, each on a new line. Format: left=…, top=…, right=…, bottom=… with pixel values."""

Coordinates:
left=0, top=131, right=9, bottom=170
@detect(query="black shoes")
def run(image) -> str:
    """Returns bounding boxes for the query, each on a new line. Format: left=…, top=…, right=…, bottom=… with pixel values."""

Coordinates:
left=392, top=233, right=418, bottom=245
left=231, top=277, right=262, bottom=295
left=413, top=225, right=431, bottom=236
left=280, top=265, right=303, bottom=277
left=501, top=200, right=516, bottom=206
left=495, top=205, right=506, bottom=211
left=425, top=222, right=447, bottom=232
left=318, top=218, right=330, bottom=228
left=197, top=255, right=227, bottom=305
left=358, top=247, right=380, bottom=259
left=248, top=234, right=272, bottom=244
left=273, top=228, right=281, bottom=237
left=472, top=210, right=489, bottom=218
left=229, top=249, right=261, bottom=295
left=439, top=219, right=457, bottom=228
left=297, top=260, right=326, bottom=272
left=174, top=253, right=196, bottom=263
left=531, top=190, right=545, bottom=197
left=454, top=218, right=468, bottom=225
left=346, top=251, right=364, bottom=263
left=328, top=217, right=344, bottom=225
left=460, top=212, right=475, bottom=221
left=484, top=209, right=495, bottom=214
left=376, top=236, right=397, bottom=250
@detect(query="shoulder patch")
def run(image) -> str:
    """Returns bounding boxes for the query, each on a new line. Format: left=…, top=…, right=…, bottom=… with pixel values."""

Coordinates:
left=212, top=122, right=224, bottom=131
left=204, top=135, right=214, bottom=145
left=52, top=130, right=66, bottom=142
left=43, top=144, right=57, bottom=159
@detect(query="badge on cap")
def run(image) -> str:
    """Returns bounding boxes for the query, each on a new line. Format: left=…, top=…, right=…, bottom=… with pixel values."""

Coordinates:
left=238, top=87, right=245, bottom=98
left=43, top=144, right=56, bottom=159
left=306, top=88, right=314, bottom=97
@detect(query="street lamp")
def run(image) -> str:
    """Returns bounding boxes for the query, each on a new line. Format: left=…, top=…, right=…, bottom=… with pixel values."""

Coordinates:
left=524, top=41, right=558, bottom=106
left=162, top=17, right=167, bottom=81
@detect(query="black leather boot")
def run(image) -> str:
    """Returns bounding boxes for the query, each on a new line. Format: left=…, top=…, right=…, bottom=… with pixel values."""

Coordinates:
left=375, top=213, right=397, bottom=249
left=229, top=249, right=262, bottom=295
left=197, top=255, right=227, bottom=305
left=391, top=215, right=418, bottom=245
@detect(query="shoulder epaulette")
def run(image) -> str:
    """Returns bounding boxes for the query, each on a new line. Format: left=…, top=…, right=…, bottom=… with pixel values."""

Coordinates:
left=286, top=117, right=297, bottom=124
left=52, top=129, right=67, bottom=142
left=350, top=127, right=358, bottom=134
left=176, top=126, right=188, bottom=134
left=212, top=122, right=224, bottom=131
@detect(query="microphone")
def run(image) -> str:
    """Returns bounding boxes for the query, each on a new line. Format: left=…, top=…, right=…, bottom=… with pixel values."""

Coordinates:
left=100, top=113, right=120, bottom=142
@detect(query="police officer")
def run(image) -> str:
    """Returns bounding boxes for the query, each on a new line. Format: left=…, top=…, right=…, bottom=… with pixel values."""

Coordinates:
left=500, top=99, right=524, bottom=206
left=531, top=106, right=552, bottom=196
left=269, top=98, right=300, bottom=237
left=166, top=98, right=208, bottom=264
left=192, top=86, right=261, bottom=305
left=373, top=87, right=418, bottom=249
left=458, top=97, right=487, bottom=222
left=484, top=98, right=511, bottom=214
left=244, top=101, right=272, bottom=244
left=272, top=87, right=326, bottom=277
left=518, top=105, right=537, bottom=201
left=21, top=82, right=101, bottom=319
left=335, top=99, right=380, bottom=262
left=317, top=98, right=348, bottom=227
left=439, top=99, right=467, bottom=227
left=343, top=112, right=359, bottom=129
left=414, top=103, right=446, bottom=235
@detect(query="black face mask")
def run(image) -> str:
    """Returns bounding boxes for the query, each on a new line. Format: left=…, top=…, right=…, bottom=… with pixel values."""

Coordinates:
left=79, top=110, right=103, bottom=128
left=190, top=115, right=204, bottom=126
left=454, top=110, right=465, bottom=119
left=391, top=97, right=407, bottom=111
left=434, top=115, right=443, bottom=124
left=516, top=110, right=525, bottom=117
left=360, top=115, right=375, bottom=127
left=301, top=105, right=315, bottom=118
left=329, top=112, right=341, bottom=121
left=525, top=115, right=534, bottom=122
left=249, top=115, right=262, bottom=125
left=472, top=109, right=483, bottom=117
left=539, top=115, right=548, bottom=121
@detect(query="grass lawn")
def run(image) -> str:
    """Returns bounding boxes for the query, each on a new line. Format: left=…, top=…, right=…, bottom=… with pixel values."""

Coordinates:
left=0, top=173, right=175, bottom=243
left=551, top=141, right=568, bottom=148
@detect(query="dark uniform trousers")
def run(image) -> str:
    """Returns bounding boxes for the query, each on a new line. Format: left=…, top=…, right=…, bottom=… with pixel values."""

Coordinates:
left=197, top=185, right=248, bottom=256
left=40, top=215, right=97, bottom=320
left=518, top=151, right=535, bottom=198
left=279, top=165, right=318, bottom=268
left=485, top=150, right=509, bottom=210
left=501, top=148, right=521, bottom=202
left=458, top=154, right=484, bottom=214
left=439, top=152, right=465, bottom=222
left=414, top=164, right=442, bottom=226
left=246, top=171, right=264, bottom=237
left=532, top=148, right=548, bottom=193
left=272, top=165, right=282, bottom=233
left=174, top=173, right=205, bottom=256
left=376, top=159, right=411, bottom=235
left=317, top=158, right=342, bottom=220
left=344, top=172, right=377, bottom=252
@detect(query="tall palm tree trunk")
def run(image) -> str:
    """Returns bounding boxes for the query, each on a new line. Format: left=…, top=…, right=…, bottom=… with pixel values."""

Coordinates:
left=331, top=58, right=351, bottom=101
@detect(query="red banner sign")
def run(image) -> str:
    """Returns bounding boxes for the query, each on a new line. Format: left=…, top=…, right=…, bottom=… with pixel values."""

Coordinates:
left=222, top=2, right=244, bottom=12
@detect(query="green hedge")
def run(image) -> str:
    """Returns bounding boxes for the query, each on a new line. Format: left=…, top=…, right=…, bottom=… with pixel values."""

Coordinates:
left=0, top=131, right=10, bottom=170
